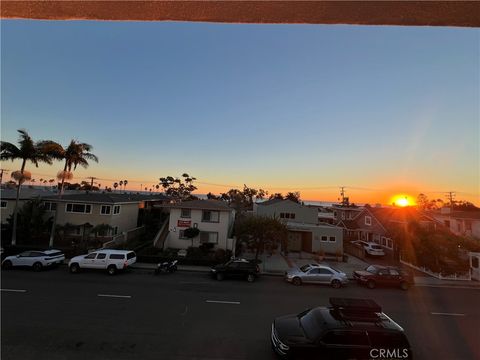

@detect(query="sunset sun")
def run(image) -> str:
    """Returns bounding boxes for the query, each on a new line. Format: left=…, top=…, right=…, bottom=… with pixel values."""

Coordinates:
left=392, top=195, right=414, bottom=207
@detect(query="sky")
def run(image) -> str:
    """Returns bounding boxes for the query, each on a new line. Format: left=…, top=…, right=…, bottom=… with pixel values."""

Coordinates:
left=1, top=20, right=479, bottom=206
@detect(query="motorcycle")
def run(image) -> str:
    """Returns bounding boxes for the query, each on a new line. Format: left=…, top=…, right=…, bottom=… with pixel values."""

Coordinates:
left=154, top=260, right=178, bottom=275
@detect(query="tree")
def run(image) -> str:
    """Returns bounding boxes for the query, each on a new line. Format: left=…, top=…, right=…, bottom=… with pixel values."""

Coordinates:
left=123, top=180, right=128, bottom=191
left=159, top=173, right=197, bottom=201
left=1, top=129, right=55, bottom=245
left=455, top=201, right=480, bottom=211
left=113, top=182, right=118, bottom=191
left=40, top=139, right=98, bottom=247
left=285, top=191, right=301, bottom=203
left=183, top=227, right=200, bottom=247
left=5, top=198, right=51, bottom=244
left=206, top=192, right=219, bottom=200
left=235, top=215, right=288, bottom=262
left=269, top=193, right=284, bottom=200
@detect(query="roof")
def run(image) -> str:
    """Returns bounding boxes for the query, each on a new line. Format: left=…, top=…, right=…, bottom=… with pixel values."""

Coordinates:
left=0, top=187, right=57, bottom=200
left=163, top=199, right=233, bottom=212
left=427, top=210, right=480, bottom=221
left=256, top=198, right=286, bottom=206
left=41, top=192, right=170, bottom=204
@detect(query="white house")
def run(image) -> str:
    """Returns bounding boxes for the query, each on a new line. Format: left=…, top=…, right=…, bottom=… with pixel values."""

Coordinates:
left=163, top=200, right=235, bottom=250
left=254, top=199, right=344, bottom=254
left=428, top=208, right=480, bottom=240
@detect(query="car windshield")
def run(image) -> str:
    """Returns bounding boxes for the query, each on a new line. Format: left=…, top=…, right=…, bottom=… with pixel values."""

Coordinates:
left=371, top=245, right=382, bottom=250
left=299, top=309, right=322, bottom=340
left=366, top=265, right=378, bottom=273
left=299, top=265, right=311, bottom=272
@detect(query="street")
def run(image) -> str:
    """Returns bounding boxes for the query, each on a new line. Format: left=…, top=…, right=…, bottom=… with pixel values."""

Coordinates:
left=2, top=268, right=479, bottom=360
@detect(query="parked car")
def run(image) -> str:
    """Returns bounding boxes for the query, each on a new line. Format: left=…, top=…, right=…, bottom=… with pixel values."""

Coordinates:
left=271, top=297, right=412, bottom=360
left=210, top=258, right=260, bottom=282
left=68, top=249, right=136, bottom=275
left=285, top=263, right=348, bottom=288
left=1, top=249, right=65, bottom=271
left=351, top=241, right=385, bottom=257
left=353, top=264, right=414, bottom=290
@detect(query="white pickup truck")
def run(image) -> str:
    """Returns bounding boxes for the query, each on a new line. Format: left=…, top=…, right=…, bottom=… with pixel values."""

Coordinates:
left=69, top=249, right=137, bottom=275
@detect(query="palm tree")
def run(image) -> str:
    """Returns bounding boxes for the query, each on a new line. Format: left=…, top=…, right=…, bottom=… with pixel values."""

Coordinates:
left=123, top=180, right=128, bottom=191
left=113, top=182, right=118, bottom=192
left=40, top=139, right=99, bottom=247
left=1, top=129, right=55, bottom=245
left=119, top=180, right=124, bottom=192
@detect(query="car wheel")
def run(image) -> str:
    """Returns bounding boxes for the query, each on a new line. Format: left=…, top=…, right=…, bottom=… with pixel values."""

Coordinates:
left=292, top=277, right=302, bottom=286
left=400, top=281, right=410, bottom=291
left=70, top=263, right=80, bottom=273
left=2, top=260, right=12, bottom=270
left=247, top=274, right=255, bottom=283
left=107, top=265, right=117, bottom=276
left=367, top=280, right=376, bottom=289
left=32, top=262, right=43, bottom=272
left=331, top=279, right=342, bottom=289
left=216, top=273, right=224, bottom=281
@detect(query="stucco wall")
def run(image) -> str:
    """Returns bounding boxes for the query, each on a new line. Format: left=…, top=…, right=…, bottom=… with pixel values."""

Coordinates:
left=166, top=207, right=233, bottom=250
left=256, top=200, right=317, bottom=224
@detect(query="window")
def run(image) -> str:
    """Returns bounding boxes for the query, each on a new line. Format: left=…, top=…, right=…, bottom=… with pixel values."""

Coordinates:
left=113, top=226, right=118, bottom=235
left=43, top=202, right=57, bottom=211
left=100, top=205, right=111, bottom=215
left=280, top=212, right=285, bottom=218
left=85, top=253, right=97, bottom=259
left=472, top=257, right=479, bottom=269
left=465, top=221, right=472, bottom=231
left=381, top=237, right=387, bottom=246
left=0, top=201, right=6, bottom=208
left=126, top=252, right=136, bottom=260
left=387, top=239, right=393, bottom=249
left=181, top=208, right=191, bottom=218
left=318, top=268, right=333, bottom=275
left=202, top=210, right=219, bottom=222
left=97, top=253, right=106, bottom=259
left=66, top=203, right=92, bottom=214
left=365, top=216, right=372, bottom=226
left=329, top=236, right=336, bottom=242
left=199, top=231, right=218, bottom=244
left=341, top=212, right=345, bottom=220
left=321, top=236, right=328, bottom=242
left=179, top=230, right=188, bottom=239
left=333, top=211, right=337, bottom=219
left=110, top=254, right=125, bottom=260
left=113, top=205, right=121, bottom=214
left=390, top=269, right=400, bottom=276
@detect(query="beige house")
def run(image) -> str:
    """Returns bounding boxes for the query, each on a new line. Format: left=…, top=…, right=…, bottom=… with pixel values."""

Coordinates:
left=1, top=187, right=56, bottom=225
left=42, top=193, right=170, bottom=240
left=254, top=199, right=344, bottom=254
left=162, top=200, right=235, bottom=250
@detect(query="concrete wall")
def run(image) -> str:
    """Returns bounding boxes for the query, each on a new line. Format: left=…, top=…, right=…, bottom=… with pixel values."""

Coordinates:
left=1, top=199, right=28, bottom=224
left=165, top=208, right=234, bottom=250
left=256, top=200, right=317, bottom=224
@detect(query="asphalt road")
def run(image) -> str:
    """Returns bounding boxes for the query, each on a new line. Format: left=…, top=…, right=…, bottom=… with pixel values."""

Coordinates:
left=2, top=268, right=479, bottom=360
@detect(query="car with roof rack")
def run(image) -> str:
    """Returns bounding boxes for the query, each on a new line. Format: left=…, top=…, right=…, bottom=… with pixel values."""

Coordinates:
left=1, top=249, right=65, bottom=271
left=353, top=264, right=414, bottom=290
left=271, top=297, right=412, bottom=359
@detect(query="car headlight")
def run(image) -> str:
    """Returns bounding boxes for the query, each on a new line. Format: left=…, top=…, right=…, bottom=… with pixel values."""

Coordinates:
left=211, top=269, right=217, bottom=273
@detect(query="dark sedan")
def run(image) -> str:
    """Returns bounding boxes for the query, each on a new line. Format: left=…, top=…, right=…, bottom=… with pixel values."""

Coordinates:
left=353, top=265, right=414, bottom=290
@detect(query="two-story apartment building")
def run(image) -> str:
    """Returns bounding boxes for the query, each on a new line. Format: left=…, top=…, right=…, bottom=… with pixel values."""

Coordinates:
left=42, top=193, right=170, bottom=239
left=254, top=199, right=344, bottom=255
left=162, top=199, right=235, bottom=250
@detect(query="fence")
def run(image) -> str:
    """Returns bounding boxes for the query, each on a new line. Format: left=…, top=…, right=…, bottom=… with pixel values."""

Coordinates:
left=400, top=258, right=471, bottom=281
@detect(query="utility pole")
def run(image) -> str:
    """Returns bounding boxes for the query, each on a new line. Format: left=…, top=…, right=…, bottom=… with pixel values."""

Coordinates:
left=339, top=186, right=349, bottom=206
left=86, top=176, right=98, bottom=189
left=445, top=191, right=456, bottom=208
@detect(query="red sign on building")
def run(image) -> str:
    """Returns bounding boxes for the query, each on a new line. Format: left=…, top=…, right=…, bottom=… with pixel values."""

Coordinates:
left=177, top=220, right=191, bottom=227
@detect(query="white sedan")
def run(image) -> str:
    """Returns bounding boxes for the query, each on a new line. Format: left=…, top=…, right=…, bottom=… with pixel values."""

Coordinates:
left=1, top=249, right=65, bottom=271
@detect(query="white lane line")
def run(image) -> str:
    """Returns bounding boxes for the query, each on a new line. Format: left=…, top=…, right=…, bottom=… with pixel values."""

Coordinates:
left=97, top=294, right=131, bottom=299
left=1, top=289, right=27, bottom=293
left=431, top=312, right=465, bottom=317
left=206, top=300, right=240, bottom=305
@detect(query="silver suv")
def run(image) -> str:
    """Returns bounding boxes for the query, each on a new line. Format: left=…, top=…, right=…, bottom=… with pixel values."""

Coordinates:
left=68, top=249, right=136, bottom=275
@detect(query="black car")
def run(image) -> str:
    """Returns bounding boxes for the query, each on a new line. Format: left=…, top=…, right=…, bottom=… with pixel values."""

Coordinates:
left=353, top=265, right=414, bottom=290
left=271, top=298, right=412, bottom=360
left=210, top=259, right=260, bottom=282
